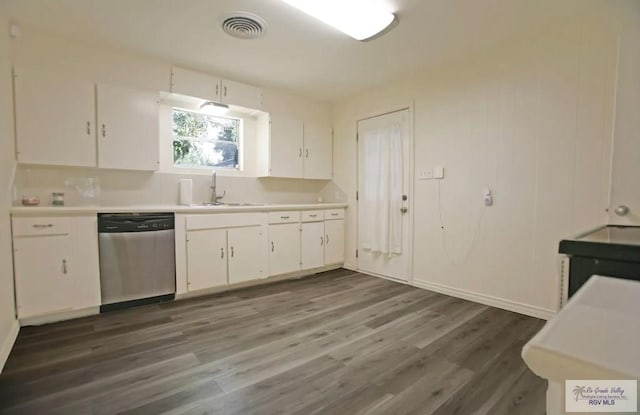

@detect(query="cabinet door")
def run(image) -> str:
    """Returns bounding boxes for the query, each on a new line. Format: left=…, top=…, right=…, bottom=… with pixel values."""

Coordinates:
left=301, top=222, right=325, bottom=270
left=303, top=122, right=333, bottom=179
left=14, top=70, right=96, bottom=167
left=97, top=83, right=159, bottom=171
left=324, top=219, right=345, bottom=265
left=228, top=226, right=268, bottom=284
left=186, top=229, right=228, bottom=291
left=72, top=216, right=102, bottom=309
left=269, top=116, right=304, bottom=178
left=221, top=79, right=262, bottom=109
left=171, top=66, right=222, bottom=102
left=13, top=234, right=74, bottom=318
left=268, top=223, right=301, bottom=276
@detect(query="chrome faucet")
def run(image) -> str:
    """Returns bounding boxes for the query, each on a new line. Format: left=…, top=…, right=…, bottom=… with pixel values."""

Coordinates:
left=210, top=171, right=226, bottom=205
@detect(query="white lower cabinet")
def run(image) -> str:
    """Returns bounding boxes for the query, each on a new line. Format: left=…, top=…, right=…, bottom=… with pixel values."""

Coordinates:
left=12, top=216, right=101, bottom=319
left=185, top=213, right=268, bottom=291
left=324, top=218, right=345, bottom=265
left=301, top=221, right=325, bottom=270
left=228, top=227, right=268, bottom=284
left=269, top=223, right=301, bottom=276
left=186, top=228, right=228, bottom=291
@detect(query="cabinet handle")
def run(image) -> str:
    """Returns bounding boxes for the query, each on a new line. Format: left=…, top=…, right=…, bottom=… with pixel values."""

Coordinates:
left=271, top=241, right=275, bottom=252
left=230, top=246, right=234, bottom=258
left=320, top=236, right=324, bottom=246
left=326, top=234, right=330, bottom=244
left=216, top=84, right=219, bottom=96
left=221, top=247, right=224, bottom=259
left=101, top=124, right=106, bottom=137
left=299, top=148, right=302, bottom=158
left=62, top=259, right=67, bottom=274
left=86, top=121, right=91, bottom=135
left=280, top=215, right=290, bottom=220
left=224, top=85, right=227, bottom=97
left=305, top=149, right=309, bottom=158
left=309, top=214, right=317, bottom=218
left=32, top=224, right=53, bottom=229
left=331, top=213, right=339, bottom=216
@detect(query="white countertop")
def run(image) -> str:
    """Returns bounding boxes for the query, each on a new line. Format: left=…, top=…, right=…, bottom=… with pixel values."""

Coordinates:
left=522, top=275, right=640, bottom=381
left=10, top=202, right=348, bottom=216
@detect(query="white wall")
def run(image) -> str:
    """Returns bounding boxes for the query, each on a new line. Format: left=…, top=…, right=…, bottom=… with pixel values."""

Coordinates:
left=9, top=27, right=335, bottom=206
left=333, top=6, right=621, bottom=317
left=0, top=15, right=19, bottom=371
left=609, top=1, right=640, bottom=225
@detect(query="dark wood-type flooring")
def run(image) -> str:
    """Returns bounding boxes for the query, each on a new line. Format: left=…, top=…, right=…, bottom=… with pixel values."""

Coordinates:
left=0, top=269, right=547, bottom=415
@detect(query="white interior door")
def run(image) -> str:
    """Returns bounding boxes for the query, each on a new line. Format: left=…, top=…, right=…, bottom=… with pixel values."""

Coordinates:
left=357, top=109, right=412, bottom=282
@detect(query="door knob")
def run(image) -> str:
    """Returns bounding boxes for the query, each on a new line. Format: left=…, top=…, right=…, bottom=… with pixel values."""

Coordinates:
left=400, top=207, right=408, bottom=214
left=614, top=205, right=630, bottom=216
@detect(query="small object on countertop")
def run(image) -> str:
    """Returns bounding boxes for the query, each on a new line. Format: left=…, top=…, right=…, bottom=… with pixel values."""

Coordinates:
left=21, top=196, right=40, bottom=206
left=52, top=192, right=65, bottom=206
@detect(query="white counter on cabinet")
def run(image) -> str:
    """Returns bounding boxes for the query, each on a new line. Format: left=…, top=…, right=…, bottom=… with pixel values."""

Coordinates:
left=10, top=202, right=347, bottom=216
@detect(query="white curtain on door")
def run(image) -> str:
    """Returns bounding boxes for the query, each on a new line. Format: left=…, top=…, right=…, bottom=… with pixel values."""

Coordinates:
left=361, top=122, right=403, bottom=256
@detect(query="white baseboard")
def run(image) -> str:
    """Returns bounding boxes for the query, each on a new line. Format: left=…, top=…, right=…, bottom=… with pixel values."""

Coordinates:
left=411, top=279, right=556, bottom=320
left=0, top=319, right=19, bottom=373
left=20, top=307, right=99, bottom=327
left=176, top=264, right=343, bottom=300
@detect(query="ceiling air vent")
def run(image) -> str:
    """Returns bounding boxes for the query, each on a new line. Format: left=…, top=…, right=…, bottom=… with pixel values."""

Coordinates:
left=220, top=12, right=267, bottom=40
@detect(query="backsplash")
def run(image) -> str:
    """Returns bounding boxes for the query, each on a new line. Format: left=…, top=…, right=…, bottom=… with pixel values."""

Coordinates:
left=14, top=166, right=344, bottom=207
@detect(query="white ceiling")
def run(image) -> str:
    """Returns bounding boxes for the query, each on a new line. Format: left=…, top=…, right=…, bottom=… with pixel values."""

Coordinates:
left=3, top=0, right=609, bottom=103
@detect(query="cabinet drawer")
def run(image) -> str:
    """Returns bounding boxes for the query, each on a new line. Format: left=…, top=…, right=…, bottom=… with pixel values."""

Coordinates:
left=324, top=209, right=345, bottom=220
left=301, top=210, right=324, bottom=222
left=268, top=211, right=301, bottom=224
left=12, top=217, right=72, bottom=237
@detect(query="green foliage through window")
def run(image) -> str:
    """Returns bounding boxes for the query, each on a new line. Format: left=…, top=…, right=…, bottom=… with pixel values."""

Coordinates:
left=172, top=108, right=240, bottom=169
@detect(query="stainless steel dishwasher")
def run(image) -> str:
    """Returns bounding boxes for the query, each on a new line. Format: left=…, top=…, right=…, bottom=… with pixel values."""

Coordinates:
left=98, top=213, right=176, bottom=312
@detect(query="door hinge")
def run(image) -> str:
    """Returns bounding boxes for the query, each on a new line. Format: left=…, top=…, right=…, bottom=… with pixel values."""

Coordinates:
left=356, top=133, right=359, bottom=141
left=356, top=249, right=359, bottom=258
left=356, top=191, right=359, bottom=201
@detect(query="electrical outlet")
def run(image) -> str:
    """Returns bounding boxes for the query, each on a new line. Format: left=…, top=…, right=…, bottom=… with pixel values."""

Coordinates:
left=418, top=168, right=433, bottom=180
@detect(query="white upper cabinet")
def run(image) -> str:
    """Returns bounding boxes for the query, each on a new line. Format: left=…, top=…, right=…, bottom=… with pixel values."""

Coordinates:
left=171, top=66, right=262, bottom=109
left=13, top=68, right=159, bottom=170
left=257, top=114, right=333, bottom=179
left=170, top=66, right=222, bottom=102
left=268, top=115, right=304, bottom=178
left=14, top=69, right=96, bottom=167
left=96, top=83, right=159, bottom=171
left=220, top=79, right=262, bottom=110
left=303, top=122, right=333, bottom=179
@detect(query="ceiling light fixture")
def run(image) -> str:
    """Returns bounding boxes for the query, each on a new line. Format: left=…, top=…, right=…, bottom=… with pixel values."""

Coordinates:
left=200, top=101, right=230, bottom=116
left=280, top=0, right=396, bottom=41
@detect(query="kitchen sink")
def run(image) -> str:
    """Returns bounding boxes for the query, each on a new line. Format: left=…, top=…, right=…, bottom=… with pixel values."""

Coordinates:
left=190, top=202, right=264, bottom=207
